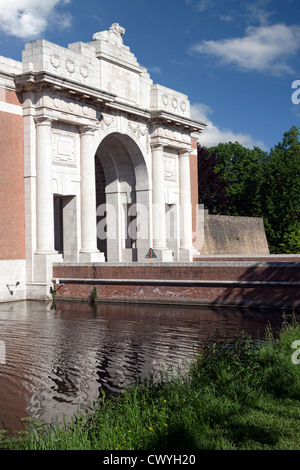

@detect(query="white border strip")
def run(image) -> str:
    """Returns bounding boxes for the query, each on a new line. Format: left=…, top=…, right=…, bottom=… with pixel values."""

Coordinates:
left=0, top=100, right=22, bottom=116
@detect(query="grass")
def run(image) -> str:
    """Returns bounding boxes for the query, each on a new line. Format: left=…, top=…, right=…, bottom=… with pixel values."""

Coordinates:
left=1, top=313, right=300, bottom=450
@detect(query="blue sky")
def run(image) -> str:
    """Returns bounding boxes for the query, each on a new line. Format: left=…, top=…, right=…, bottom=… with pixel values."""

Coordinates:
left=0, top=0, right=300, bottom=151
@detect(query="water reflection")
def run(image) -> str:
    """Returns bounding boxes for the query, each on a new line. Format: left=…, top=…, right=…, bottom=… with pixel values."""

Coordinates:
left=0, top=301, right=284, bottom=432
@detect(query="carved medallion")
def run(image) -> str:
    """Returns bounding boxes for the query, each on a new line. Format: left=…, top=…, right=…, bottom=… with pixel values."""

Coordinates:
left=162, top=94, right=169, bottom=107
left=68, top=101, right=75, bottom=112
left=180, top=101, right=187, bottom=112
left=65, top=57, right=75, bottom=74
left=171, top=97, right=178, bottom=110
left=50, top=52, right=61, bottom=69
left=53, top=97, right=61, bottom=109
left=80, top=64, right=89, bottom=79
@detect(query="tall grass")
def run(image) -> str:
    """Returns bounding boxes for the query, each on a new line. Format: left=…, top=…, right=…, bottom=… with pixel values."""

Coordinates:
left=2, top=314, right=300, bottom=450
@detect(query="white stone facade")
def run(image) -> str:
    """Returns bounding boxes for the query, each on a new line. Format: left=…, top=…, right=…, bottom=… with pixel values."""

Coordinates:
left=1, top=24, right=206, bottom=300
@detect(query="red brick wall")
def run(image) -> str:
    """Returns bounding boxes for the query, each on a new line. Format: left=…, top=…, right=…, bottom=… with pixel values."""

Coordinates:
left=55, top=283, right=299, bottom=309
left=52, top=260, right=300, bottom=309
left=0, top=87, right=25, bottom=260
left=1, top=88, right=23, bottom=106
left=53, top=263, right=300, bottom=282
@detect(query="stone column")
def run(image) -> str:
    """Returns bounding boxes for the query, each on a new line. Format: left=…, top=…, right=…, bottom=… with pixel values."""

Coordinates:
left=33, top=116, right=62, bottom=293
left=79, top=126, right=105, bottom=262
left=151, top=143, right=173, bottom=261
left=135, top=188, right=152, bottom=262
left=35, top=116, right=56, bottom=253
left=179, top=148, right=194, bottom=260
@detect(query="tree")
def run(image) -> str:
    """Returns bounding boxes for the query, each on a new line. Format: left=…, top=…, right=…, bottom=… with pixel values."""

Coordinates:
left=197, top=144, right=228, bottom=214
left=197, top=127, right=300, bottom=253
left=261, top=126, right=300, bottom=253
left=207, top=142, right=267, bottom=218
left=279, top=223, right=300, bottom=254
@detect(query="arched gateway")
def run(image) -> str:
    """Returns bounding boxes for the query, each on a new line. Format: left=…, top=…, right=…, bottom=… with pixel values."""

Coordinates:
left=95, top=131, right=150, bottom=263
left=10, top=23, right=206, bottom=298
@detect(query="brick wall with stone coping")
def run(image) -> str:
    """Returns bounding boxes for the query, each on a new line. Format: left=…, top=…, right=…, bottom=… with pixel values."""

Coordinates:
left=52, top=258, right=300, bottom=309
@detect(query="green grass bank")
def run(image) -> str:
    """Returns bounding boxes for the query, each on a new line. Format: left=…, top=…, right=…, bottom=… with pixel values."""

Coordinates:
left=2, top=314, right=300, bottom=450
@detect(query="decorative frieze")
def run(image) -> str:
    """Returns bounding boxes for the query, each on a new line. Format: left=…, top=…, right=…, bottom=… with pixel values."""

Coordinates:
left=151, top=124, right=191, bottom=146
left=42, top=91, right=97, bottom=120
left=160, top=93, right=187, bottom=114
left=99, top=114, right=115, bottom=130
left=49, top=50, right=90, bottom=81
left=128, top=120, right=150, bottom=154
left=151, top=84, right=190, bottom=119
left=128, top=121, right=146, bottom=138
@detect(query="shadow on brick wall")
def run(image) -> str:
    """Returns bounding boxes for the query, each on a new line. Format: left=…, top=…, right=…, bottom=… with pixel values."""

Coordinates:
left=210, top=262, right=300, bottom=310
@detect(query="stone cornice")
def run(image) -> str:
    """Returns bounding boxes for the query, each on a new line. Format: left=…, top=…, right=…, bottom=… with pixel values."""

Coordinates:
left=106, top=100, right=151, bottom=120
left=14, top=71, right=206, bottom=133
left=14, top=71, right=116, bottom=104
left=150, top=110, right=206, bottom=132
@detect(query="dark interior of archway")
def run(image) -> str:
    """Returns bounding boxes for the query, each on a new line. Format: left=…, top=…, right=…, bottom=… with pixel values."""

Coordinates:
left=95, top=156, right=107, bottom=259
left=94, top=132, right=144, bottom=262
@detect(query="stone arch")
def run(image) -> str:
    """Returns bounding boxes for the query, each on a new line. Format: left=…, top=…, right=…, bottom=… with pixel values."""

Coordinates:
left=93, top=127, right=150, bottom=186
left=94, top=130, right=151, bottom=262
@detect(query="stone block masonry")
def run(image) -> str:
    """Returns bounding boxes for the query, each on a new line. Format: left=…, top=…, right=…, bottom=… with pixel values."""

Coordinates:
left=52, top=257, right=300, bottom=309
left=200, top=212, right=270, bottom=255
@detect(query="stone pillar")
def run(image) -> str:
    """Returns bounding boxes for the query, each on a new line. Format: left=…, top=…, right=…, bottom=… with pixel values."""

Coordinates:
left=179, top=148, right=194, bottom=261
left=135, top=188, right=152, bottom=262
left=35, top=116, right=56, bottom=253
left=79, top=126, right=105, bottom=262
left=33, top=116, right=62, bottom=294
left=151, top=143, right=173, bottom=261
left=105, top=190, right=121, bottom=262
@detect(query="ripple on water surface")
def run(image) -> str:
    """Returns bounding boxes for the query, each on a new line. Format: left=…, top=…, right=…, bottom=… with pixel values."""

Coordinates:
left=0, top=300, right=283, bottom=432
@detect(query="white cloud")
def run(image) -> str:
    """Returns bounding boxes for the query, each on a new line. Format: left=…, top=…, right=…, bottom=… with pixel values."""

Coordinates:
left=187, top=0, right=273, bottom=25
left=245, top=1, right=273, bottom=26
left=147, top=66, right=162, bottom=75
left=191, top=0, right=216, bottom=12
left=190, top=102, right=266, bottom=149
left=190, top=23, right=300, bottom=75
left=0, top=0, right=71, bottom=39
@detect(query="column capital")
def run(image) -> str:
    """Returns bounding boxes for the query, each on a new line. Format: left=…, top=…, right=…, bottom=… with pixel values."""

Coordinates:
left=34, top=115, right=54, bottom=126
left=79, top=124, right=97, bottom=136
left=150, top=138, right=165, bottom=151
left=178, top=147, right=193, bottom=157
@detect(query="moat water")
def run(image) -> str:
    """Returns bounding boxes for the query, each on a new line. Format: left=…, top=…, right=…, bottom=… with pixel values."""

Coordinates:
left=0, top=300, right=284, bottom=433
